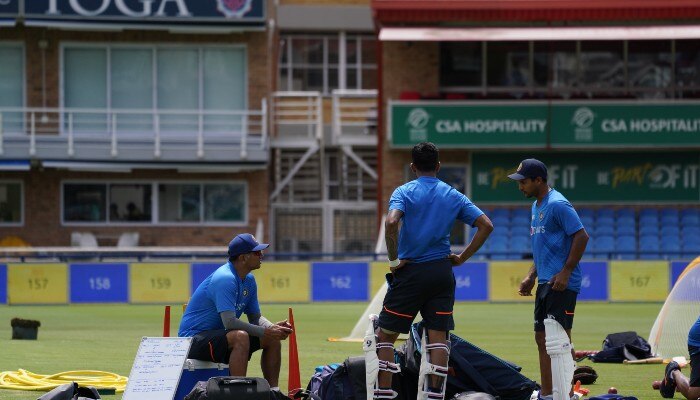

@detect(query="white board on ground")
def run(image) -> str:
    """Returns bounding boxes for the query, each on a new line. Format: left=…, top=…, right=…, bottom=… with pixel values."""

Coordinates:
left=122, top=336, right=192, bottom=400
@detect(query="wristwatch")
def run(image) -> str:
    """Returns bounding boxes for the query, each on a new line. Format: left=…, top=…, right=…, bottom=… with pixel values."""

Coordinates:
left=389, top=258, right=400, bottom=268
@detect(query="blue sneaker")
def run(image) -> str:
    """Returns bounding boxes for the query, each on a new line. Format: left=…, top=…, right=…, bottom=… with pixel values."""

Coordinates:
left=659, top=361, right=680, bottom=398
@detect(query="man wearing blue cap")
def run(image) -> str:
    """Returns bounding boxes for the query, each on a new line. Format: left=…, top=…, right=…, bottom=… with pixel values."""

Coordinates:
left=179, top=233, right=292, bottom=390
left=508, top=159, right=589, bottom=400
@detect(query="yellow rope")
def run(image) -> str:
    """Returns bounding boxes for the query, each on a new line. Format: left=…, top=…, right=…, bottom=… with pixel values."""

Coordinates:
left=0, top=369, right=127, bottom=393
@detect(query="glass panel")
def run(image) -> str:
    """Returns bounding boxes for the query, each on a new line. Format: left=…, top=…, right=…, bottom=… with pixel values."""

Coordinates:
left=158, top=184, right=200, bottom=222
left=109, top=184, right=152, bottom=222
left=534, top=42, right=577, bottom=97
left=111, top=48, right=153, bottom=132
left=64, top=48, right=107, bottom=133
left=64, top=184, right=106, bottom=222
left=676, top=40, right=700, bottom=98
left=628, top=41, right=672, bottom=98
left=328, top=37, right=338, bottom=64
left=580, top=41, right=624, bottom=91
left=346, top=37, right=357, bottom=64
left=279, top=37, right=289, bottom=64
left=328, top=67, right=338, bottom=92
left=291, top=38, right=324, bottom=65
left=0, top=183, right=22, bottom=223
left=204, top=183, right=245, bottom=222
left=347, top=69, right=358, bottom=89
left=487, top=42, right=530, bottom=87
left=437, top=167, right=467, bottom=246
left=440, top=42, right=482, bottom=87
left=291, top=68, right=324, bottom=91
left=361, top=38, right=377, bottom=65
left=157, top=48, right=198, bottom=134
left=203, top=48, right=246, bottom=133
left=0, top=46, right=23, bottom=133
left=361, top=67, right=378, bottom=90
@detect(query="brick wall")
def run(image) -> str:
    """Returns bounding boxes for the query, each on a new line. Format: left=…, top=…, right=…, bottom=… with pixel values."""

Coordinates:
left=0, top=168, right=269, bottom=247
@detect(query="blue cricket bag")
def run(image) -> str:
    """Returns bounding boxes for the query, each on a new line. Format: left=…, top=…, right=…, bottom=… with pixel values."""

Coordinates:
left=398, top=321, right=540, bottom=400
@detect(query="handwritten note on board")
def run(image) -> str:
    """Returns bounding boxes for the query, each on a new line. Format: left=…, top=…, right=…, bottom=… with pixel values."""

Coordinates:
left=122, top=336, right=192, bottom=400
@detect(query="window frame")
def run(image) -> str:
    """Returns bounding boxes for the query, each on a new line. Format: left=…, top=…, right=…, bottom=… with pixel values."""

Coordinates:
left=59, top=42, right=249, bottom=134
left=278, top=32, right=378, bottom=95
left=60, top=180, right=248, bottom=227
left=0, top=180, right=24, bottom=227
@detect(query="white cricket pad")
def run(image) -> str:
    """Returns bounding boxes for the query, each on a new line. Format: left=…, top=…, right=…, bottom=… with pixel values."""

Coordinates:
left=418, top=328, right=450, bottom=400
left=544, top=318, right=574, bottom=400
left=364, top=314, right=400, bottom=399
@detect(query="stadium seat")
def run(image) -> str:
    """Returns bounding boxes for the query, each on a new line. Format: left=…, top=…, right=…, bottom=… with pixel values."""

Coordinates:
left=660, top=236, right=682, bottom=259
left=489, top=239, right=509, bottom=260
left=681, top=240, right=700, bottom=259
left=639, top=214, right=659, bottom=226
left=594, top=225, right=615, bottom=236
left=580, top=216, right=594, bottom=228
left=596, top=216, right=615, bottom=228
left=616, top=224, right=636, bottom=236
left=615, top=235, right=637, bottom=260
left=596, top=209, right=615, bottom=220
left=661, top=214, right=679, bottom=225
left=616, top=208, right=635, bottom=219
left=592, top=235, right=615, bottom=259
left=639, top=208, right=659, bottom=220
left=511, top=215, right=530, bottom=226
left=491, top=216, right=510, bottom=227
left=680, top=213, right=700, bottom=227
left=510, top=236, right=531, bottom=253
left=680, top=208, right=699, bottom=219
left=639, top=235, right=660, bottom=259
left=512, top=209, right=530, bottom=220
left=660, top=226, right=681, bottom=237
left=682, top=226, right=700, bottom=238
left=616, top=216, right=636, bottom=227
left=490, top=208, right=511, bottom=219
left=639, top=224, right=659, bottom=236
left=660, top=208, right=680, bottom=219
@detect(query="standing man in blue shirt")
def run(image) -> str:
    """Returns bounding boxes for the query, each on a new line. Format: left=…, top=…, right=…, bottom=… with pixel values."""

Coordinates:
left=370, top=142, right=493, bottom=399
left=508, top=159, right=589, bottom=400
left=658, top=314, right=700, bottom=400
left=179, top=233, right=292, bottom=390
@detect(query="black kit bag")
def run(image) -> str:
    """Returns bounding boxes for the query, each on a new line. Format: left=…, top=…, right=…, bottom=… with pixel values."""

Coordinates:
left=37, top=382, right=101, bottom=400
left=590, top=331, right=653, bottom=363
left=205, top=377, right=270, bottom=400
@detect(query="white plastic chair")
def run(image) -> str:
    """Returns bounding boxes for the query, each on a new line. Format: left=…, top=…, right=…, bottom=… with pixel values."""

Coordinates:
left=117, top=232, right=140, bottom=247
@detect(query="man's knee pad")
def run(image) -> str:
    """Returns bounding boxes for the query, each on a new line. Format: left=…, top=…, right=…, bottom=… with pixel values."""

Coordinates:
left=364, top=314, right=400, bottom=400
left=418, top=328, right=450, bottom=400
left=544, top=318, right=574, bottom=400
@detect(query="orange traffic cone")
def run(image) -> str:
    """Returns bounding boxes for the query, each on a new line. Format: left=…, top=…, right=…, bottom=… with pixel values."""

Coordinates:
left=288, top=307, right=301, bottom=398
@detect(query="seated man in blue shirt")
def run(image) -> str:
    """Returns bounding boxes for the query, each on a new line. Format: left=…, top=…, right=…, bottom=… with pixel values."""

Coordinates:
left=178, top=234, right=292, bottom=390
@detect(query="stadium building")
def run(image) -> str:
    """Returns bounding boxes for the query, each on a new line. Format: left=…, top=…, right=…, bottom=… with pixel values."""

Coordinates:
left=373, top=0, right=700, bottom=260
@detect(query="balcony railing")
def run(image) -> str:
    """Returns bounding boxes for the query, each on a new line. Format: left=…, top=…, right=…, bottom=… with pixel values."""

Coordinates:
left=271, top=90, right=377, bottom=147
left=0, top=102, right=267, bottom=163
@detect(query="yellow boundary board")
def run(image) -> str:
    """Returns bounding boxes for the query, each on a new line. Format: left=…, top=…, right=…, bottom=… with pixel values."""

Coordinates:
left=130, top=263, right=191, bottom=303
left=489, top=261, right=535, bottom=302
left=609, top=261, right=668, bottom=301
left=7, top=263, right=68, bottom=304
left=255, top=262, right=310, bottom=302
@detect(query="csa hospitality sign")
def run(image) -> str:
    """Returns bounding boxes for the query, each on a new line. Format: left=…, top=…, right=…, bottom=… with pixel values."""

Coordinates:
left=389, top=102, right=700, bottom=148
left=390, top=102, right=549, bottom=148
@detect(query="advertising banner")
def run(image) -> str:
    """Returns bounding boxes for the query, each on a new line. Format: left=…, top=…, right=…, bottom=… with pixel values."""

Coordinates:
left=390, top=101, right=700, bottom=148
left=191, top=263, right=221, bottom=293
left=24, top=0, right=265, bottom=26
left=0, top=264, right=6, bottom=304
left=488, top=261, right=533, bottom=302
left=453, top=262, right=488, bottom=301
left=390, top=102, right=548, bottom=148
left=551, top=103, right=700, bottom=147
left=8, top=263, right=68, bottom=304
left=130, top=263, right=190, bottom=303
left=471, top=152, right=700, bottom=203
left=255, top=262, right=310, bottom=303
left=609, top=261, right=669, bottom=301
left=577, top=262, right=608, bottom=301
left=70, top=263, right=129, bottom=303
left=312, top=262, right=368, bottom=301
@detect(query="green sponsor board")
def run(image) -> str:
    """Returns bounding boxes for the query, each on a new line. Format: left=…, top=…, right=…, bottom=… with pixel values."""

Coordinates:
left=390, top=102, right=548, bottom=148
left=551, top=103, right=700, bottom=147
left=471, top=152, right=700, bottom=203
left=390, top=102, right=700, bottom=148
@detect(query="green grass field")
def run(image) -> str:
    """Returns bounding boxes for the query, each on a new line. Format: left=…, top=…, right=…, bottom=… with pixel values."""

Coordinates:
left=0, top=302, right=676, bottom=400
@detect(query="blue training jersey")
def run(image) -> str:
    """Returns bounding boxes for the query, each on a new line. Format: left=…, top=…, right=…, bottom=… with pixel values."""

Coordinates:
left=389, top=176, right=484, bottom=264
left=178, top=262, right=260, bottom=337
left=689, top=315, right=700, bottom=350
left=530, top=189, right=584, bottom=292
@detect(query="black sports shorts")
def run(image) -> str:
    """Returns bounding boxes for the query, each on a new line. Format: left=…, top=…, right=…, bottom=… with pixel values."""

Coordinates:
left=690, top=345, right=700, bottom=387
left=533, top=283, right=578, bottom=332
left=187, top=329, right=261, bottom=363
left=378, top=258, right=455, bottom=334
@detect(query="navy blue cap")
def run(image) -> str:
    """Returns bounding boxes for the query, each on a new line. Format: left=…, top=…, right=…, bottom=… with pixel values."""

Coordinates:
left=228, top=234, right=269, bottom=258
left=508, top=158, right=548, bottom=181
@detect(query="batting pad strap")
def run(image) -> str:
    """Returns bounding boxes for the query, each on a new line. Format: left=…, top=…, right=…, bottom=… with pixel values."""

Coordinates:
left=378, top=360, right=401, bottom=374
left=373, top=388, right=398, bottom=399
left=425, top=343, right=450, bottom=354
left=376, top=342, right=395, bottom=350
